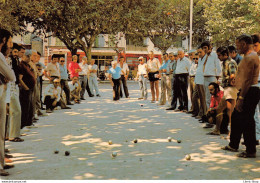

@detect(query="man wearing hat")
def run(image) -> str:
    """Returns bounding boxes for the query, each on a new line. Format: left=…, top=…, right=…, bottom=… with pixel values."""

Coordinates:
left=44, top=78, right=62, bottom=113
left=136, top=56, right=148, bottom=100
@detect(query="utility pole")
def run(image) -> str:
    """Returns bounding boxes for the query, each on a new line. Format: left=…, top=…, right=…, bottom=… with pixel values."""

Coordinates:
left=189, top=0, right=193, bottom=51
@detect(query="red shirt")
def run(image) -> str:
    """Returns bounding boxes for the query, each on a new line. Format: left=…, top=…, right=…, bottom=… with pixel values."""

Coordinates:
left=210, top=90, right=224, bottom=109
left=68, top=62, right=81, bottom=78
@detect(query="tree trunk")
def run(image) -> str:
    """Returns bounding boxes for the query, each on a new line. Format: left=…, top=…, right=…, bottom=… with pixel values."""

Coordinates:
left=85, top=46, right=92, bottom=64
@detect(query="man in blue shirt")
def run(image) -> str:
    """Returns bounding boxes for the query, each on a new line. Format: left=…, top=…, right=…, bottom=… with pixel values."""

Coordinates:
left=107, top=61, right=123, bottom=101
left=59, top=57, right=73, bottom=105
left=159, top=53, right=171, bottom=105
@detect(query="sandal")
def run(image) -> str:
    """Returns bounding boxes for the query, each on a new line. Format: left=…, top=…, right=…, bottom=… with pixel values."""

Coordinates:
left=236, top=152, right=256, bottom=158
left=0, top=169, right=9, bottom=176
left=9, top=137, right=24, bottom=142
left=221, top=145, right=238, bottom=152
left=4, top=164, right=14, bottom=169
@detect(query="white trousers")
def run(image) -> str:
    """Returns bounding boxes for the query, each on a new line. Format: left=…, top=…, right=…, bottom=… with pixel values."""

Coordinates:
left=0, top=85, right=7, bottom=169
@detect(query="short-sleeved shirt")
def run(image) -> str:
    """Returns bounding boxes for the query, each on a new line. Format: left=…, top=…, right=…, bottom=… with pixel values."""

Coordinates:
left=44, top=84, right=61, bottom=101
left=46, top=62, right=60, bottom=77
left=79, top=63, right=89, bottom=76
left=69, top=62, right=81, bottom=78
left=19, top=61, right=36, bottom=89
left=137, top=63, right=147, bottom=75
left=210, top=90, right=224, bottom=109
left=195, top=57, right=206, bottom=85
left=108, top=67, right=121, bottom=79
left=88, top=64, right=98, bottom=77
left=221, top=58, right=237, bottom=88
left=59, top=64, right=68, bottom=80
left=147, top=58, right=161, bottom=72
left=159, top=60, right=170, bottom=74
left=167, top=60, right=177, bottom=76
left=175, top=57, right=191, bottom=74
left=117, top=63, right=129, bottom=75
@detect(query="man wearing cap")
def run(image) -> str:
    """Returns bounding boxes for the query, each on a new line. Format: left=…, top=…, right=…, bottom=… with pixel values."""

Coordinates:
left=108, top=61, right=122, bottom=101
left=159, top=53, right=171, bottom=105
left=19, top=50, right=36, bottom=129
left=136, top=56, right=148, bottom=100
left=79, top=56, right=89, bottom=100
left=117, top=55, right=130, bottom=98
left=44, top=78, right=62, bottom=113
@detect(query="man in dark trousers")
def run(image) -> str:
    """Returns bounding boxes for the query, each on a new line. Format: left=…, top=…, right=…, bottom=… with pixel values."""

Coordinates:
left=222, top=34, right=260, bottom=158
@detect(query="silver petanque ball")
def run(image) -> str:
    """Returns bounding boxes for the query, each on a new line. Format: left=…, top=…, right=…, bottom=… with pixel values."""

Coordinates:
left=112, top=152, right=117, bottom=157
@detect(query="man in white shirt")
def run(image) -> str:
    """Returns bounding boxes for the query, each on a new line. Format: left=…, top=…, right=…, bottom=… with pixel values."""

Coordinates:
left=0, top=29, right=16, bottom=176
left=188, top=52, right=198, bottom=114
left=88, top=59, right=100, bottom=97
left=44, top=78, right=62, bottom=113
left=117, top=55, right=130, bottom=98
left=79, top=56, right=89, bottom=100
left=136, top=56, right=148, bottom=100
left=45, top=55, right=61, bottom=83
left=69, top=76, right=81, bottom=103
left=201, top=41, right=222, bottom=108
left=174, top=49, right=191, bottom=112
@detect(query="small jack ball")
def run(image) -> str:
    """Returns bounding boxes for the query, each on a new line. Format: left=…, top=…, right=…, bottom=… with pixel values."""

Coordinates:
left=168, top=137, right=172, bottom=142
left=112, top=152, right=117, bottom=157
left=65, top=151, right=70, bottom=156
left=133, top=139, right=138, bottom=143
left=177, top=140, right=182, bottom=143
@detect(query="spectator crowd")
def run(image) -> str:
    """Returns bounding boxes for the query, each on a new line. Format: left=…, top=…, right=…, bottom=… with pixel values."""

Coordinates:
left=0, top=28, right=260, bottom=176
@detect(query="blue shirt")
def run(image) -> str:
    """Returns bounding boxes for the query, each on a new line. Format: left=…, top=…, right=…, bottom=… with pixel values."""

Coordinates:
left=234, top=54, right=243, bottom=65
left=107, top=67, right=121, bottom=79
left=159, top=60, right=170, bottom=74
left=59, top=64, right=68, bottom=80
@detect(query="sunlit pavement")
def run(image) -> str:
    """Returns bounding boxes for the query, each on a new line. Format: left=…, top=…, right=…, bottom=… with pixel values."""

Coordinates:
left=4, top=82, right=260, bottom=180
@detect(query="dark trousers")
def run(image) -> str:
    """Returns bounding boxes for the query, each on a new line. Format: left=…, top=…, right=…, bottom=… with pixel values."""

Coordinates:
left=39, top=75, right=43, bottom=108
left=86, top=78, right=92, bottom=97
left=60, top=79, right=71, bottom=104
left=229, top=87, right=260, bottom=154
left=112, top=78, right=121, bottom=100
left=120, top=75, right=129, bottom=98
left=79, top=75, right=87, bottom=98
left=174, top=74, right=188, bottom=110
left=20, top=89, right=33, bottom=129
left=44, top=96, right=61, bottom=110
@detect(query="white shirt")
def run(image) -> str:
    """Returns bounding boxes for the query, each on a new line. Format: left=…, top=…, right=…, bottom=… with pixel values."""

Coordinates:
left=78, top=63, right=88, bottom=76
left=175, top=57, right=191, bottom=74
left=44, top=84, right=61, bottom=101
left=189, top=61, right=197, bottom=76
left=46, top=62, right=60, bottom=77
left=203, top=52, right=222, bottom=77
left=69, top=81, right=79, bottom=92
left=88, top=64, right=98, bottom=77
left=117, top=62, right=129, bottom=75
left=0, top=53, right=15, bottom=84
left=147, top=58, right=161, bottom=72
left=195, top=57, right=206, bottom=85
left=137, top=63, right=148, bottom=75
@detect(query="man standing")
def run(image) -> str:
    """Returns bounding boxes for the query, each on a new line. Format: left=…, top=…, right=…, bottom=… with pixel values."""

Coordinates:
left=188, top=52, right=198, bottom=113
left=108, top=61, right=122, bottom=101
left=0, top=29, right=16, bottom=176
left=79, top=56, right=89, bottom=100
left=222, top=34, right=260, bottom=158
left=228, top=45, right=243, bottom=65
left=166, top=52, right=178, bottom=110
left=252, top=33, right=260, bottom=145
left=201, top=41, right=222, bottom=108
left=136, top=56, right=148, bottom=100
left=88, top=59, right=100, bottom=97
left=159, top=53, right=171, bottom=105
left=45, top=54, right=60, bottom=82
left=174, top=49, right=190, bottom=112
left=19, top=50, right=36, bottom=129
left=59, top=57, right=73, bottom=105
left=8, top=43, right=23, bottom=142
left=118, top=55, right=130, bottom=98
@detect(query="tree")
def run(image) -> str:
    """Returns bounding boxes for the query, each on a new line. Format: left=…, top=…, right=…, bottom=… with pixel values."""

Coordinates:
left=200, top=0, right=260, bottom=46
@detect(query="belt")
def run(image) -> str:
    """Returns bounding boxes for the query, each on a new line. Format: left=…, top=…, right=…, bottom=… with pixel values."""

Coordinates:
left=190, top=76, right=195, bottom=77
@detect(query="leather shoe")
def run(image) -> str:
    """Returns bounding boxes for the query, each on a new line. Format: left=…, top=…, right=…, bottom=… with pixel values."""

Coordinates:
left=90, top=95, right=94, bottom=97
left=203, top=123, right=214, bottom=128
left=67, top=102, right=74, bottom=105
left=186, top=110, right=193, bottom=114
left=166, top=107, right=175, bottom=110
left=61, top=106, right=71, bottom=109
left=4, top=164, right=14, bottom=169
left=80, top=98, right=86, bottom=100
